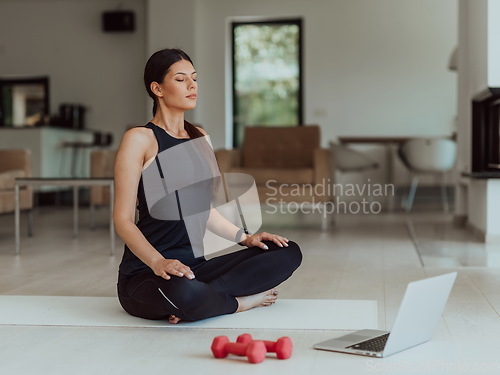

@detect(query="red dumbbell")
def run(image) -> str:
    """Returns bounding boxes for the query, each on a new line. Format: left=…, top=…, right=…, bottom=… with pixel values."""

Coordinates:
left=211, top=336, right=267, bottom=364
left=237, top=333, right=293, bottom=359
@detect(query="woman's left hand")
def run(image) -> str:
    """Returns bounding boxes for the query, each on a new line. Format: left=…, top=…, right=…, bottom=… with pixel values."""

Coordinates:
left=242, top=232, right=289, bottom=250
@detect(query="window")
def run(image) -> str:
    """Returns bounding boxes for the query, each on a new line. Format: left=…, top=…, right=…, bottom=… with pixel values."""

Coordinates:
left=232, top=19, right=303, bottom=147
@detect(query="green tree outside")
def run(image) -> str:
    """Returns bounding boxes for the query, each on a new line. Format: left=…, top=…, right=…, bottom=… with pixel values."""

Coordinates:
left=234, top=23, right=300, bottom=146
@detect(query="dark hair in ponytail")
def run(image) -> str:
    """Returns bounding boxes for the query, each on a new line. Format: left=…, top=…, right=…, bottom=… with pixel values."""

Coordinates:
left=144, top=48, right=204, bottom=139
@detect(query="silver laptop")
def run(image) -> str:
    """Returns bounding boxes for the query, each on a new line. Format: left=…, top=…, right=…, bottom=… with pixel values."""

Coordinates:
left=313, top=272, right=457, bottom=358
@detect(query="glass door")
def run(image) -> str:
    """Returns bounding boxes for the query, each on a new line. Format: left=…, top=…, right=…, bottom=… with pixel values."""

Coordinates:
left=232, top=19, right=303, bottom=147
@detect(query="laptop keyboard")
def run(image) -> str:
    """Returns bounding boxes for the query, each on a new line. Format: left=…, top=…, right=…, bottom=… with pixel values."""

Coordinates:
left=346, top=333, right=390, bottom=352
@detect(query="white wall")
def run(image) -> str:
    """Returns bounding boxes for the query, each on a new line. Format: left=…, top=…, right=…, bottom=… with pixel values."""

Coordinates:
left=146, top=0, right=195, bottom=58
left=146, top=0, right=196, bottom=122
left=487, top=0, right=500, bottom=87
left=191, top=0, right=457, bottom=150
left=0, top=0, right=147, bottom=148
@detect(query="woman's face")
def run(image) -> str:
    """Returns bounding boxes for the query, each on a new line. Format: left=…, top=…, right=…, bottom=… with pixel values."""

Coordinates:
left=154, top=59, right=197, bottom=111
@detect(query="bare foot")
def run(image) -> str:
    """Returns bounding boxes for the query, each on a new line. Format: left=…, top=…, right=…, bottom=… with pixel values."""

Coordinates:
left=235, top=289, right=278, bottom=313
left=168, top=315, right=181, bottom=324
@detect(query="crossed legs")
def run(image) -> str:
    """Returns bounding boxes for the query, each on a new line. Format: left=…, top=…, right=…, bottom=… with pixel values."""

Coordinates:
left=117, top=240, right=302, bottom=322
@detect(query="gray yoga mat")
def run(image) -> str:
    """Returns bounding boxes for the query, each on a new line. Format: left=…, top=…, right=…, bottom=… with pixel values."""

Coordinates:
left=0, top=296, right=378, bottom=330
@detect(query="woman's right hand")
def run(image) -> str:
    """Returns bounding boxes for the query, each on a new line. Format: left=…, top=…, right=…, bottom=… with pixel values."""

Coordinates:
left=151, top=259, right=195, bottom=280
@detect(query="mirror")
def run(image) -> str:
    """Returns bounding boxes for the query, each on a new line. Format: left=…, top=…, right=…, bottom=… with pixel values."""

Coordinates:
left=0, top=76, right=49, bottom=127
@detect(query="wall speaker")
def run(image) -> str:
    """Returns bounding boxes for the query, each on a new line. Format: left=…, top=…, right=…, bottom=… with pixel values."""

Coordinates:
left=102, top=11, right=135, bottom=32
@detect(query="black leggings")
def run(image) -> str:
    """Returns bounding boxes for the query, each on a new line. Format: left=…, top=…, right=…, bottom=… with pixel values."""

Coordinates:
left=117, top=240, right=302, bottom=322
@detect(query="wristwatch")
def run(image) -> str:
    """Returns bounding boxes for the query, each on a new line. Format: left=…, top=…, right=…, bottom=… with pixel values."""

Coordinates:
left=235, top=228, right=251, bottom=246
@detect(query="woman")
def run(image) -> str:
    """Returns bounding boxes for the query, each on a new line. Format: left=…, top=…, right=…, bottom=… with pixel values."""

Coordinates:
left=114, top=48, right=302, bottom=324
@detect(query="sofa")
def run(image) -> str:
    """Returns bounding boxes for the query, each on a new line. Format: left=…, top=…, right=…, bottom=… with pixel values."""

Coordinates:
left=214, top=125, right=333, bottom=206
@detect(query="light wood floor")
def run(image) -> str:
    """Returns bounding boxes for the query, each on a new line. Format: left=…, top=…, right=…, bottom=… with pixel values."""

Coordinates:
left=1, top=206, right=500, bottom=374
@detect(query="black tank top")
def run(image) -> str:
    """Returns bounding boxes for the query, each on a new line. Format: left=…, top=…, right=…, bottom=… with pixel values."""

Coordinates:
left=118, top=122, right=206, bottom=276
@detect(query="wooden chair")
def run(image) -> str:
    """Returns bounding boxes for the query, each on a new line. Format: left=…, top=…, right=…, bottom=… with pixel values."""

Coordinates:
left=0, top=149, right=33, bottom=234
left=89, top=149, right=116, bottom=229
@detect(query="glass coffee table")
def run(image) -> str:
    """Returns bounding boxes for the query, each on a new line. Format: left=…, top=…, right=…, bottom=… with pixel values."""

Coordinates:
left=14, top=177, right=115, bottom=255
